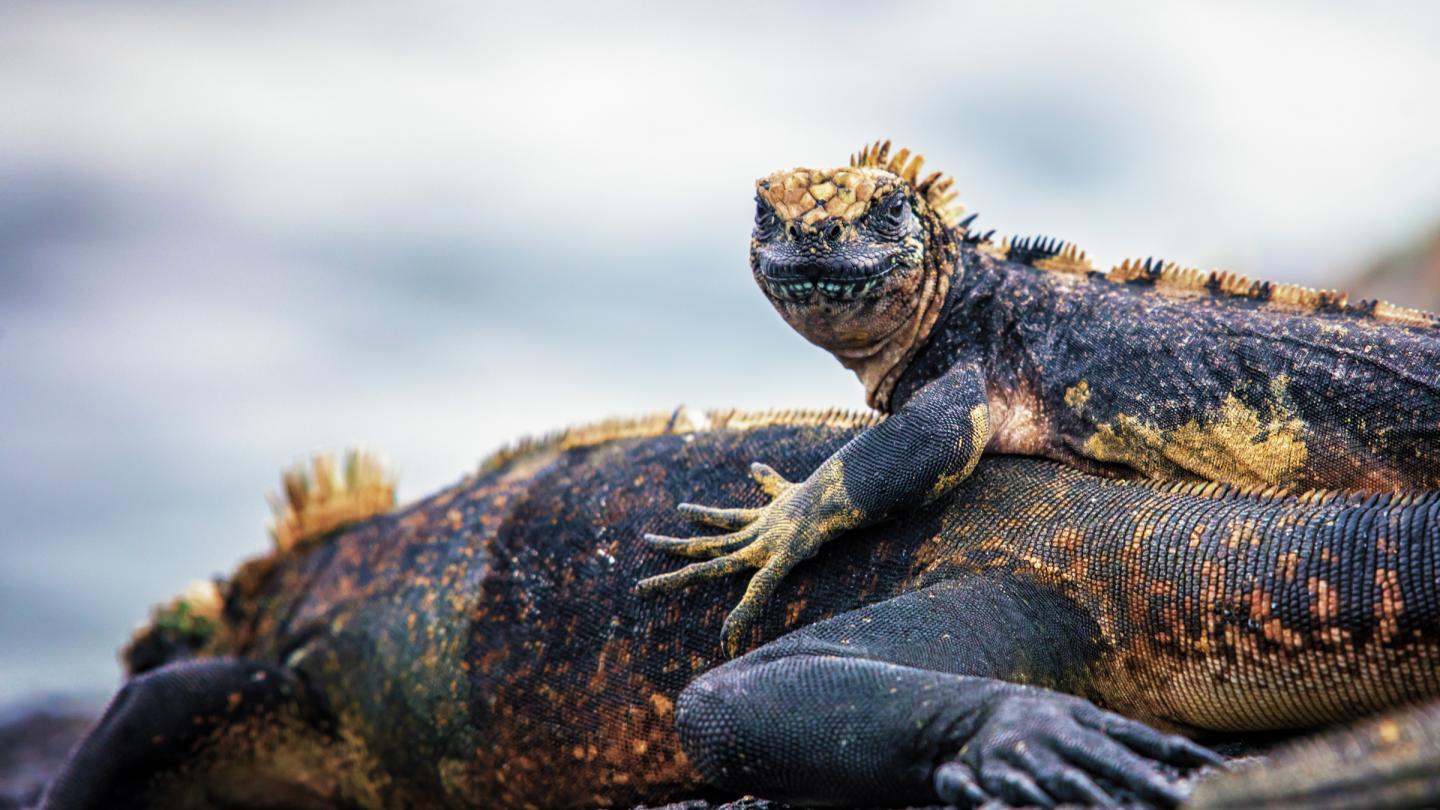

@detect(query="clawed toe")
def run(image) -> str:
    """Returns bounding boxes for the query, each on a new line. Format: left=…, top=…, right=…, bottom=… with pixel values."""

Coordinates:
left=677, top=503, right=762, bottom=530
left=644, top=531, right=754, bottom=559
left=934, top=761, right=989, bottom=806
left=748, top=462, right=795, bottom=497
left=634, top=555, right=751, bottom=595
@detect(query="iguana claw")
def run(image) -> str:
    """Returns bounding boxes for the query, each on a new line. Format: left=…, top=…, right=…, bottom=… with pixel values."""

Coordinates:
left=637, top=462, right=847, bottom=657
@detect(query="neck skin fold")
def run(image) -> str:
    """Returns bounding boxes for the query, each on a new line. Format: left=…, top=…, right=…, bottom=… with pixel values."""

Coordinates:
left=833, top=226, right=960, bottom=412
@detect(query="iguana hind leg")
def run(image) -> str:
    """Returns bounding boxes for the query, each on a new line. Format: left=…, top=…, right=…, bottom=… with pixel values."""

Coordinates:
left=41, top=658, right=338, bottom=810
left=675, top=578, right=1218, bottom=808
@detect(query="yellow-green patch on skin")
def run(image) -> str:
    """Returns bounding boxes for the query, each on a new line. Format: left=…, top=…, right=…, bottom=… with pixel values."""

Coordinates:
left=1083, top=393, right=1309, bottom=489
left=153, top=585, right=221, bottom=637
left=121, top=579, right=224, bottom=674
left=1064, top=381, right=1091, bottom=414
left=929, top=405, right=990, bottom=501
left=794, top=457, right=867, bottom=538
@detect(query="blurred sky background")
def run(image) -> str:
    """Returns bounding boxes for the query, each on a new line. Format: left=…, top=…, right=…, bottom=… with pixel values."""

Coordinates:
left=4, top=1, right=1440, bottom=709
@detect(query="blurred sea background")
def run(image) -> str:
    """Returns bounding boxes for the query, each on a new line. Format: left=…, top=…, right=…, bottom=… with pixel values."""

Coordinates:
left=3, top=1, right=1440, bottom=711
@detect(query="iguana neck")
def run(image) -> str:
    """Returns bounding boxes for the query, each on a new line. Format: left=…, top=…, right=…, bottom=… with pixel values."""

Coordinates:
left=833, top=227, right=960, bottom=412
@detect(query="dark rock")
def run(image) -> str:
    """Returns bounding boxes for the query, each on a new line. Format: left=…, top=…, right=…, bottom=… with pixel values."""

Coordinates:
left=0, top=709, right=94, bottom=809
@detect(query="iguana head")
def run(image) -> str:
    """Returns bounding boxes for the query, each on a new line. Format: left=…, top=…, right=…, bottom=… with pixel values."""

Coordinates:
left=751, top=140, right=966, bottom=409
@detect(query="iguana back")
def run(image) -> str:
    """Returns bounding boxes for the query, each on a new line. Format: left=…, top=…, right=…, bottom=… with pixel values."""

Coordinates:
left=46, top=410, right=1440, bottom=808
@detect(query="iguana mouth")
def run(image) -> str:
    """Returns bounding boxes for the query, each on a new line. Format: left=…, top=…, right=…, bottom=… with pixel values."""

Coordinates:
left=755, top=238, right=920, bottom=303
left=759, top=258, right=898, bottom=303
left=765, top=276, right=888, bottom=303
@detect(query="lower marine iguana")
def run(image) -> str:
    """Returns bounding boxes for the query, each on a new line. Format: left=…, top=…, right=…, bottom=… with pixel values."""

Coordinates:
left=38, top=410, right=1440, bottom=809
left=640, top=139, right=1440, bottom=654
left=1188, top=695, right=1440, bottom=809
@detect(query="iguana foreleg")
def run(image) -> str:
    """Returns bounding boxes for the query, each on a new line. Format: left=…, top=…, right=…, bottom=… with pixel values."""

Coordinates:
left=638, top=364, right=989, bottom=655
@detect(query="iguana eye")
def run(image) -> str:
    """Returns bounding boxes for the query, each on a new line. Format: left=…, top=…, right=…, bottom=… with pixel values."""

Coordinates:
left=876, top=193, right=909, bottom=234
left=755, top=199, right=780, bottom=238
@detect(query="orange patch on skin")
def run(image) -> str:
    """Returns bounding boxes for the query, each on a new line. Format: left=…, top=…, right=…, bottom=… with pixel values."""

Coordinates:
left=1310, top=578, right=1338, bottom=623
left=784, top=598, right=809, bottom=628
left=1376, top=569, right=1403, bottom=643
left=1053, top=526, right=1084, bottom=552
left=1148, top=580, right=1177, bottom=598
left=1278, top=552, right=1301, bottom=581
left=1188, top=523, right=1207, bottom=548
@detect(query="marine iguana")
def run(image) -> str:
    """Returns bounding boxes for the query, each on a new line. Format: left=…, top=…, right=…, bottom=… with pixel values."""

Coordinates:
left=1188, top=696, right=1440, bottom=809
left=640, top=140, right=1440, bottom=654
left=40, top=410, right=1440, bottom=809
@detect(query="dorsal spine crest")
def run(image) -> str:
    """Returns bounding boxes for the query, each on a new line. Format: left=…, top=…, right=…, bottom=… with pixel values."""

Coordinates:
left=477, top=406, right=886, bottom=474
left=848, top=140, right=1436, bottom=329
left=269, top=450, right=396, bottom=552
left=1088, top=257, right=1440, bottom=327
left=850, top=139, right=967, bottom=230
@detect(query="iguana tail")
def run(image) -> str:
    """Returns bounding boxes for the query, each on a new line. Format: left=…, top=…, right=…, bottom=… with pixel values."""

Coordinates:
left=1188, top=699, right=1440, bottom=809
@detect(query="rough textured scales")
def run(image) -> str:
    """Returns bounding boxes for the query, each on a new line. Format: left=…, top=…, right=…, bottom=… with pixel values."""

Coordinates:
left=1188, top=696, right=1440, bottom=809
left=644, top=140, right=1440, bottom=653
left=39, top=411, right=1440, bottom=808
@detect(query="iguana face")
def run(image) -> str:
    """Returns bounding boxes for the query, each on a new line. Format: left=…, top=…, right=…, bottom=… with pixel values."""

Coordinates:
left=749, top=141, right=964, bottom=357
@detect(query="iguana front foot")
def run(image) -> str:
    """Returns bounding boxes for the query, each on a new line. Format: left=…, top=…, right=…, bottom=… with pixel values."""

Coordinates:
left=636, top=461, right=861, bottom=656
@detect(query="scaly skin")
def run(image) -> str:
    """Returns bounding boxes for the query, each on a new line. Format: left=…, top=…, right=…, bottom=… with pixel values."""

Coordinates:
left=41, top=410, right=1440, bottom=809
left=1188, top=697, right=1440, bottom=809
left=642, top=139, right=1440, bottom=653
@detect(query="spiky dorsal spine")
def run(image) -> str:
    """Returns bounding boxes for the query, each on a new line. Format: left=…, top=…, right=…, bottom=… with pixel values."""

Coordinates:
left=1110, top=257, right=1369, bottom=312
left=477, top=405, right=885, bottom=474
left=850, top=139, right=966, bottom=230
left=269, top=450, right=396, bottom=552
left=1033, top=242, right=1095, bottom=274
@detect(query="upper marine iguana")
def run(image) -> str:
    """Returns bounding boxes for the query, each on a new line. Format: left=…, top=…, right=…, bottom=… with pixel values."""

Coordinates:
left=40, top=409, right=1440, bottom=809
left=639, top=140, right=1440, bottom=654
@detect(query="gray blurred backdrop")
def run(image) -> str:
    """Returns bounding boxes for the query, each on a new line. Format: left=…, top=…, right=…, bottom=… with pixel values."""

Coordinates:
left=4, top=1, right=1440, bottom=709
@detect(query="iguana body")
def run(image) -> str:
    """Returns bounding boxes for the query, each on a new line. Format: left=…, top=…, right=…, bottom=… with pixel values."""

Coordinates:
left=642, top=141, right=1440, bottom=652
left=41, top=411, right=1440, bottom=809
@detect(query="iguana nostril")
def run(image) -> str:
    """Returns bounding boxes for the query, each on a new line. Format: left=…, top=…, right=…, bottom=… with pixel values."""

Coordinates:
left=823, top=221, right=844, bottom=244
left=786, top=223, right=800, bottom=241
